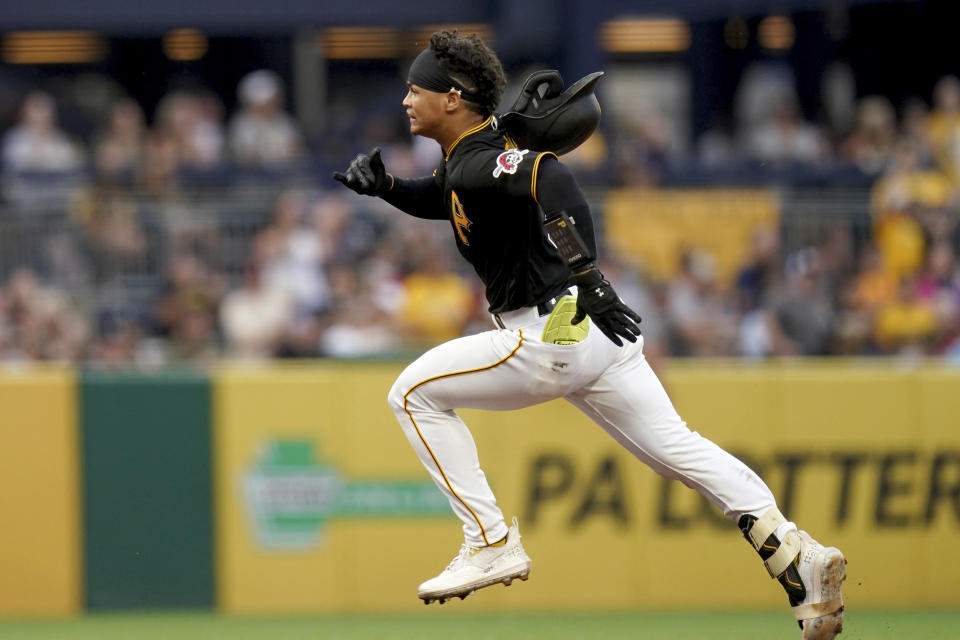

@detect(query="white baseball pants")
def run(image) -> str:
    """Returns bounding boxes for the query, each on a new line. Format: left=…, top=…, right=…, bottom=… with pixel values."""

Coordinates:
left=387, top=300, right=777, bottom=547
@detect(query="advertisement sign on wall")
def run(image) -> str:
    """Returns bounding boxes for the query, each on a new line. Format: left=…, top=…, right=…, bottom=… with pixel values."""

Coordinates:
left=214, top=362, right=960, bottom=613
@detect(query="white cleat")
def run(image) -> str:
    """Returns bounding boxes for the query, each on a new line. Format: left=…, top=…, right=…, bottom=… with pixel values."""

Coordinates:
left=793, top=531, right=847, bottom=640
left=417, top=516, right=532, bottom=605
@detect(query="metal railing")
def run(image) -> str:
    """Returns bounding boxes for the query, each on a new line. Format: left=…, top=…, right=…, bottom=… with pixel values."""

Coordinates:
left=0, top=171, right=894, bottom=364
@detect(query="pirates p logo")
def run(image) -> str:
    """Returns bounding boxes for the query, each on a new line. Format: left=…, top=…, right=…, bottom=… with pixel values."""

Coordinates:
left=493, top=149, right=529, bottom=178
left=451, top=190, right=471, bottom=245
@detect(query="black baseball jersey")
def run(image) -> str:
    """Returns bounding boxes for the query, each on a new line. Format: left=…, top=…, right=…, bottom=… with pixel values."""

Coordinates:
left=381, top=116, right=596, bottom=314
left=435, top=117, right=571, bottom=313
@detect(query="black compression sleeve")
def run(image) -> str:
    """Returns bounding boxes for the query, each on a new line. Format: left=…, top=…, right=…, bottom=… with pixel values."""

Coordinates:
left=380, top=176, right=446, bottom=220
left=535, top=156, right=598, bottom=262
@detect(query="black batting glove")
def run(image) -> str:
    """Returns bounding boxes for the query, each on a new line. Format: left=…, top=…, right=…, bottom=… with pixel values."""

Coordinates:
left=332, top=147, right=393, bottom=196
left=570, top=265, right=642, bottom=347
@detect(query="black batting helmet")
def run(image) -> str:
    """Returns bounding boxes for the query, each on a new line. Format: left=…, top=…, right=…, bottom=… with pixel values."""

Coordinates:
left=496, top=70, right=604, bottom=155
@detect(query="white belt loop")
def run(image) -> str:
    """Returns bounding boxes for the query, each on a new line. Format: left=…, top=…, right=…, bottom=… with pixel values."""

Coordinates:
left=492, top=306, right=540, bottom=330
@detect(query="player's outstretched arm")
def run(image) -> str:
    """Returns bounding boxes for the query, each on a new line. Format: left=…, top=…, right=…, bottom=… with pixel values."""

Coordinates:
left=333, top=147, right=393, bottom=196
left=333, top=147, right=446, bottom=220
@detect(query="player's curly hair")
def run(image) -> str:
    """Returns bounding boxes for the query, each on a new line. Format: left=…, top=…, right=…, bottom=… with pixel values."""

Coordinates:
left=430, top=30, right=506, bottom=117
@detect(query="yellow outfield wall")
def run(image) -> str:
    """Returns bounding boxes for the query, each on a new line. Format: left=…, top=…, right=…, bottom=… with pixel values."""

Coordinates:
left=0, top=367, right=80, bottom=616
left=213, top=359, right=960, bottom=613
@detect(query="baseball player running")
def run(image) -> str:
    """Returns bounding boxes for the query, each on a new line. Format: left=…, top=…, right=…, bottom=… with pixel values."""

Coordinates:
left=334, top=30, right=846, bottom=640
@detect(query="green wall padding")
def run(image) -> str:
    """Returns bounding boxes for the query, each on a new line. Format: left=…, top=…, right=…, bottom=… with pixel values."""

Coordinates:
left=81, top=372, right=213, bottom=609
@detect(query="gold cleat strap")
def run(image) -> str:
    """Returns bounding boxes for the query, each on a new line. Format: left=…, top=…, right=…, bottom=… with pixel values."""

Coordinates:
left=793, top=597, right=843, bottom=621
left=748, top=508, right=800, bottom=578
left=541, top=296, right=589, bottom=344
left=747, top=508, right=785, bottom=549
left=764, top=529, right=801, bottom=578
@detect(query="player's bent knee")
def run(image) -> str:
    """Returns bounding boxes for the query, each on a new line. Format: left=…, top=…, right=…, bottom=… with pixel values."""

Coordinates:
left=387, top=378, right=431, bottom=445
left=387, top=371, right=430, bottom=416
left=386, top=378, right=407, bottom=415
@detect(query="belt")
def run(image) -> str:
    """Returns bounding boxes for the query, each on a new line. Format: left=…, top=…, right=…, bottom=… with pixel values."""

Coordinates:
left=493, top=289, right=572, bottom=330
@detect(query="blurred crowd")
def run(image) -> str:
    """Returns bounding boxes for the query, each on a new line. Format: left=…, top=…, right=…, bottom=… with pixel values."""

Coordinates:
left=0, top=64, right=959, bottom=367
left=1, top=69, right=305, bottom=187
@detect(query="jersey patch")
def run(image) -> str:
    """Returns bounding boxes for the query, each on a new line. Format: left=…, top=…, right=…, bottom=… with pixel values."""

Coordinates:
left=493, top=149, right=529, bottom=178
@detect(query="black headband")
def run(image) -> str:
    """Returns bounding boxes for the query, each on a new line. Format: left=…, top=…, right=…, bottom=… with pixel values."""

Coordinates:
left=407, top=48, right=484, bottom=105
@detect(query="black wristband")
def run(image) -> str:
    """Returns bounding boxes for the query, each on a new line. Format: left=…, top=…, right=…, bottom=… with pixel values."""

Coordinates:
left=570, top=264, right=603, bottom=285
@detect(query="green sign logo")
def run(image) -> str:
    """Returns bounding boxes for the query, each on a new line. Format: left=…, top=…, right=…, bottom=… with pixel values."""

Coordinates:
left=244, top=439, right=449, bottom=549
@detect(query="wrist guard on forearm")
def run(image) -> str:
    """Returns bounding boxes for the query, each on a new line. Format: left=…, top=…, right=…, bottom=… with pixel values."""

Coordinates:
left=545, top=211, right=592, bottom=271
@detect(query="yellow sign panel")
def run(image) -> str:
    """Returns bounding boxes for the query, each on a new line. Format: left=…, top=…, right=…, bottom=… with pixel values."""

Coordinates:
left=605, top=188, right=779, bottom=285
left=0, top=367, right=80, bottom=615
left=214, top=361, right=960, bottom=613
left=214, top=363, right=456, bottom=614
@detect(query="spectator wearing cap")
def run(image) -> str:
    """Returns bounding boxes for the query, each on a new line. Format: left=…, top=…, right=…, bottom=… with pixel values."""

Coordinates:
left=227, top=70, right=305, bottom=168
left=665, top=249, right=738, bottom=356
left=770, top=247, right=836, bottom=355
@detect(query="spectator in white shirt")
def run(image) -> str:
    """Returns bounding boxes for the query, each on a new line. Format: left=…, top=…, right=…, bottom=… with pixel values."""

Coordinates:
left=2, top=91, right=85, bottom=172
left=227, top=70, right=305, bottom=168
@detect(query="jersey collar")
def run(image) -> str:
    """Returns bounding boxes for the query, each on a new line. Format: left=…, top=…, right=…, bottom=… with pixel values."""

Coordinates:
left=444, top=116, right=493, bottom=160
